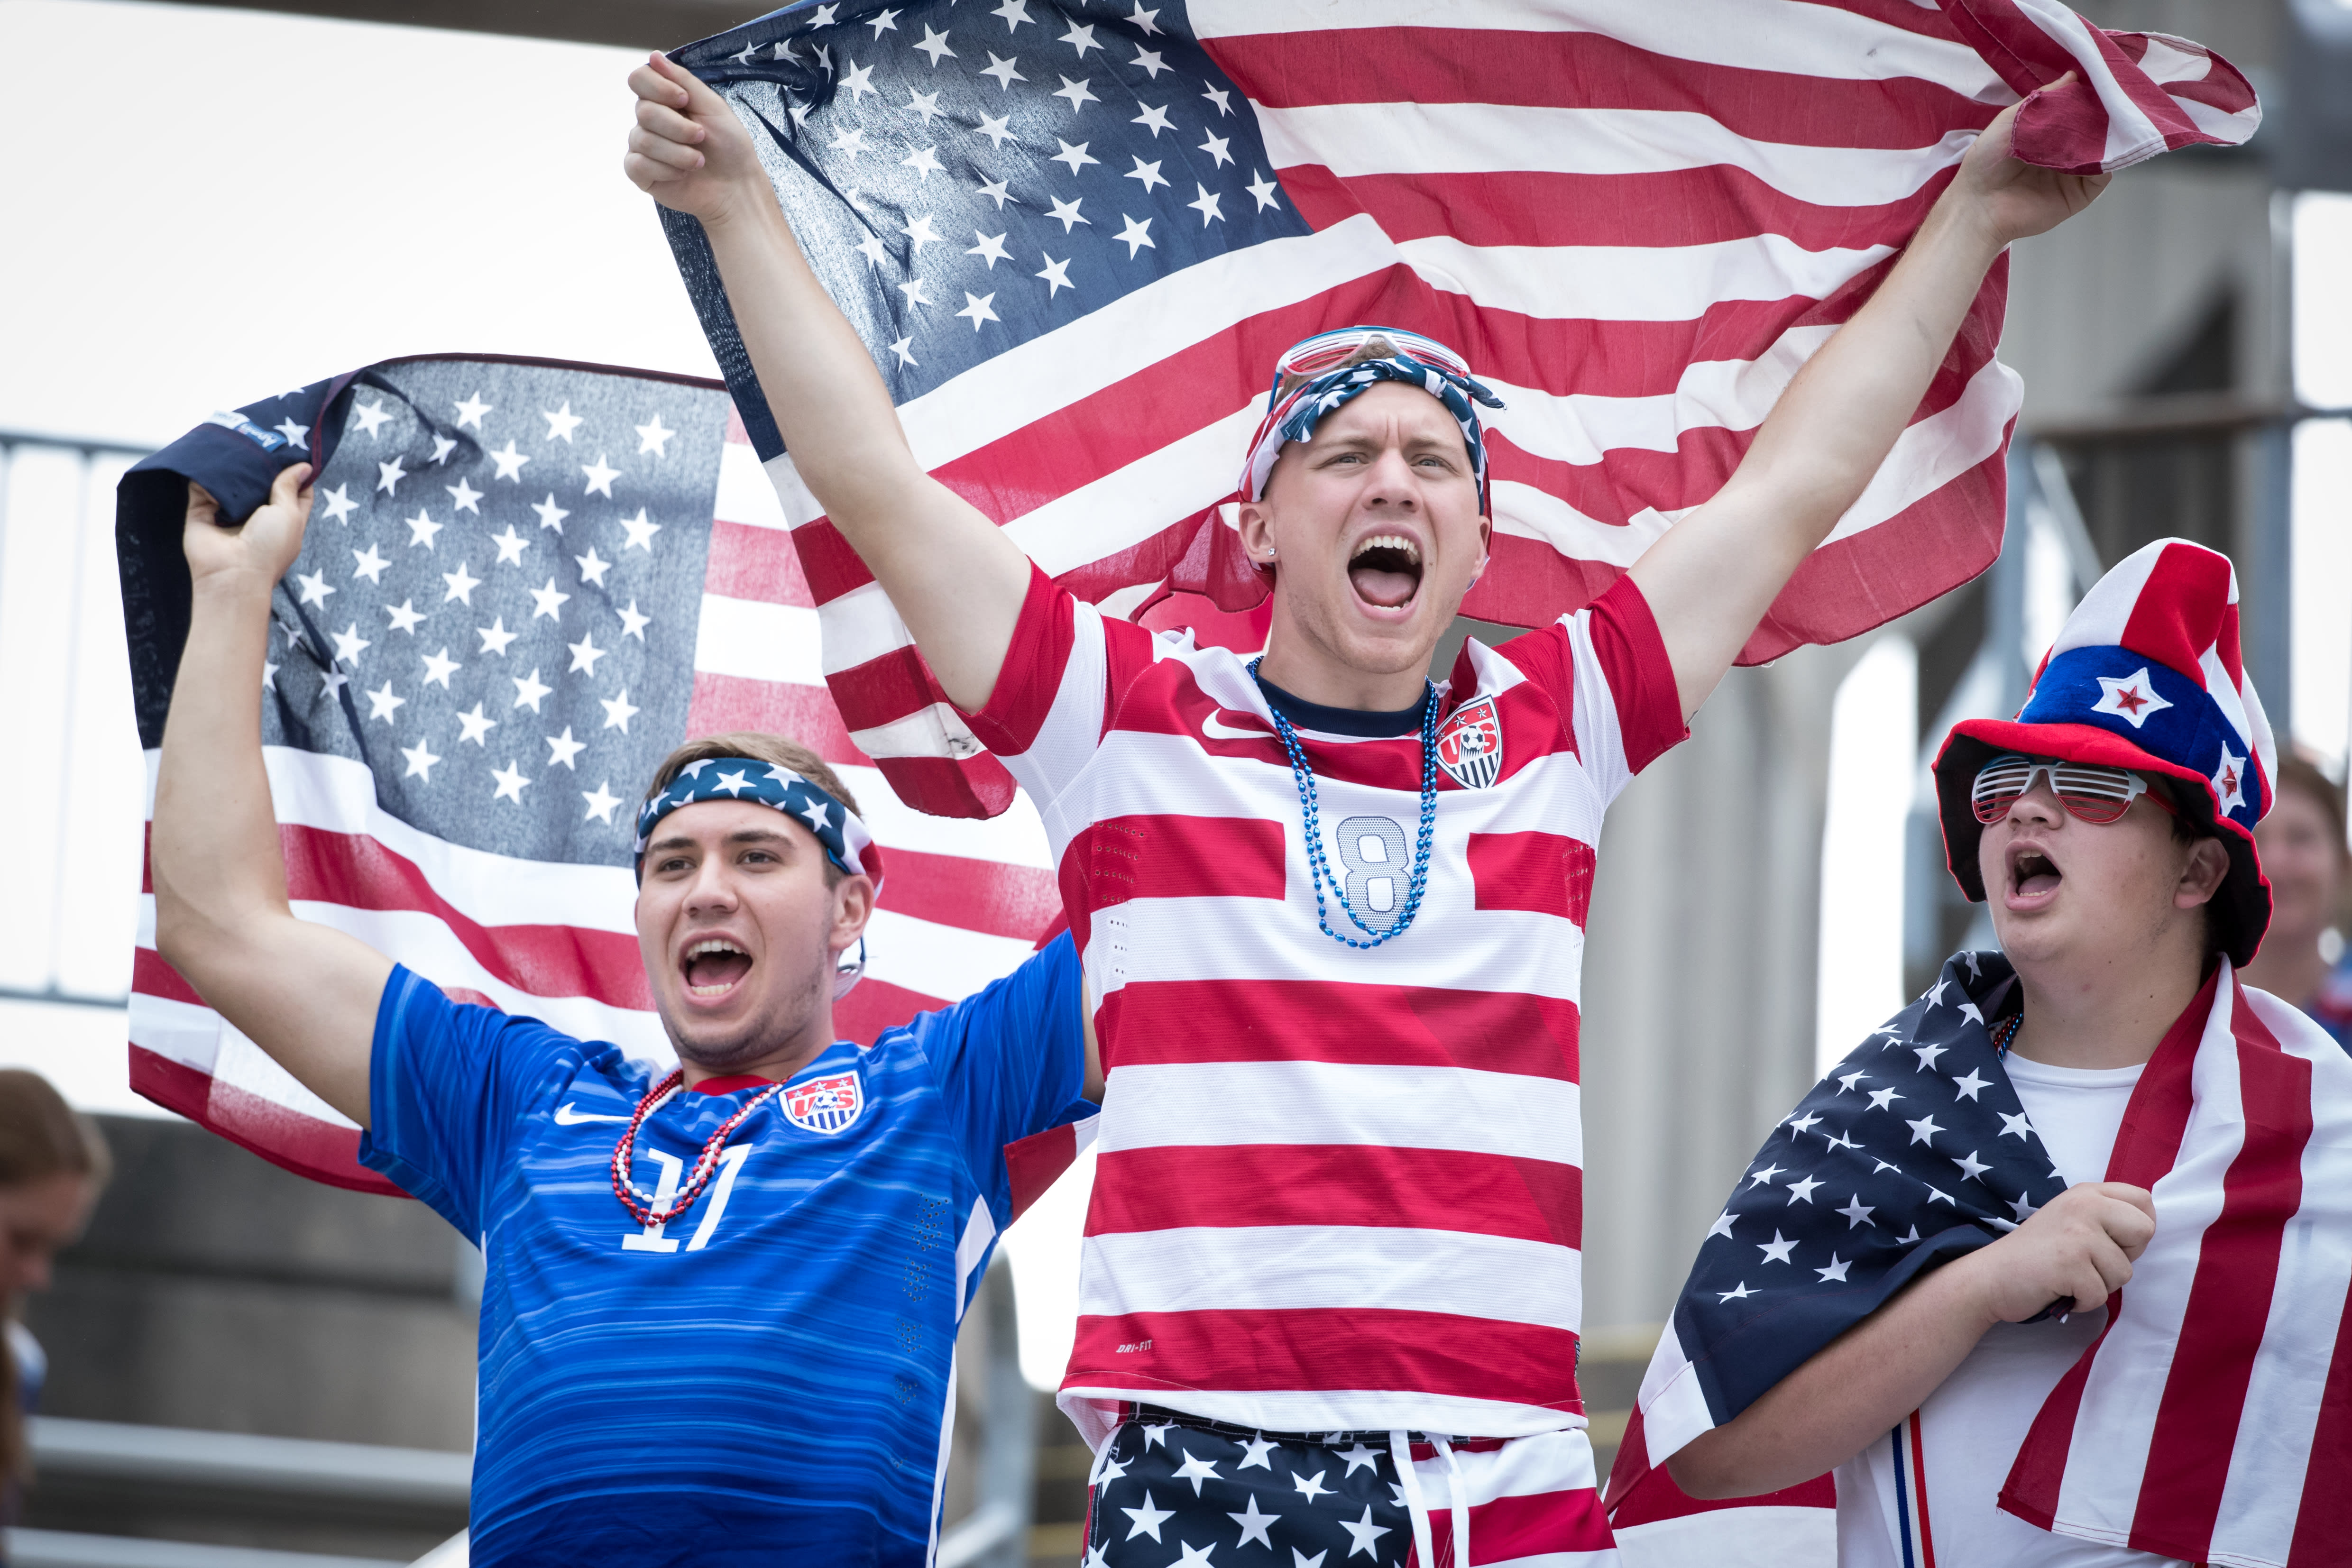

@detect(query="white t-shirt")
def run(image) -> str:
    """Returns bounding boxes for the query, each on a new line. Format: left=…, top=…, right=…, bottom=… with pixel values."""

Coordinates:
left=1834, top=1055, right=2187, bottom=1568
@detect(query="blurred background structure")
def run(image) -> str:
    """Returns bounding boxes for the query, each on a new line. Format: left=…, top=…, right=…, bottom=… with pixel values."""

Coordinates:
left=0, top=0, right=2348, bottom=1562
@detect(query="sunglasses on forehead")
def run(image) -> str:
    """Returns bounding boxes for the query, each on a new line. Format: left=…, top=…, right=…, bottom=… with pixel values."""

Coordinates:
left=1271, top=329, right=1474, bottom=393
left=1970, top=753, right=2177, bottom=826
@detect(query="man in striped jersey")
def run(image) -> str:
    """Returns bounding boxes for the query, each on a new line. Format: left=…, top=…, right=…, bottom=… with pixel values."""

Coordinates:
left=150, top=468, right=1099, bottom=1565
left=628, top=55, right=2105, bottom=1565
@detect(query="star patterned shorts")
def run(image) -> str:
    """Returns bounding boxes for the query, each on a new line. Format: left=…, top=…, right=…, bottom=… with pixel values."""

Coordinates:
left=1080, top=1405, right=1620, bottom=1567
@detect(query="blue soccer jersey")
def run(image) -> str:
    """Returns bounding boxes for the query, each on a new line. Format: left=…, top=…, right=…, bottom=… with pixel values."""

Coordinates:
left=359, top=934, right=1091, bottom=1567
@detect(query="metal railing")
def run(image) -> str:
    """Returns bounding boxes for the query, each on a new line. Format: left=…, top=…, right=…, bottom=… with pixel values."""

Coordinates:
left=28, top=1419, right=470, bottom=1510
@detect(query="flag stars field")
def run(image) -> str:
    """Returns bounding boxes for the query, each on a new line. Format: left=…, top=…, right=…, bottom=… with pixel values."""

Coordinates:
left=258, top=366, right=721, bottom=861
left=717, top=4, right=1289, bottom=394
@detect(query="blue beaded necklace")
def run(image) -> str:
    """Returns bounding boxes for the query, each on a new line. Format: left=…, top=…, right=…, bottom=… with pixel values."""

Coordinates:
left=1249, top=657, right=1441, bottom=949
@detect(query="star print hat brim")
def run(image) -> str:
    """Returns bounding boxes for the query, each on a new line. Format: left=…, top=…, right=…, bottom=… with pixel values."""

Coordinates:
left=1931, top=537, right=2276, bottom=965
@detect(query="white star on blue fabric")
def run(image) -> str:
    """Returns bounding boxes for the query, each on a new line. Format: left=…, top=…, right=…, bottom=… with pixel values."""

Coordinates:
left=1228, top=1492, right=1279, bottom=1548
left=2213, top=744, right=2247, bottom=814
left=1338, top=1506, right=1389, bottom=1559
left=2094, top=667, right=2172, bottom=728
left=1171, top=1448, right=1220, bottom=1495
left=1121, top=1490, right=1173, bottom=1542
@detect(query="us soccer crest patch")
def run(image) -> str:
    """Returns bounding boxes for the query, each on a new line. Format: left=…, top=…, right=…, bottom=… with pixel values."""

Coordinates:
left=782, top=1070, right=864, bottom=1136
left=1436, top=694, right=1504, bottom=789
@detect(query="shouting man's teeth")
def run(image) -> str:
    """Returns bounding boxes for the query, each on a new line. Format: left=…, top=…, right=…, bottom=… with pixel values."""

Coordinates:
left=683, top=938, right=753, bottom=996
left=2014, top=852, right=2061, bottom=899
left=1348, top=532, right=1424, bottom=609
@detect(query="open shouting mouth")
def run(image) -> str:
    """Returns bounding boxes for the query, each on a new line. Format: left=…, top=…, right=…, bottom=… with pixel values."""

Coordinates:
left=680, top=936, right=754, bottom=1000
left=1349, top=532, right=1424, bottom=611
left=2006, top=843, right=2063, bottom=908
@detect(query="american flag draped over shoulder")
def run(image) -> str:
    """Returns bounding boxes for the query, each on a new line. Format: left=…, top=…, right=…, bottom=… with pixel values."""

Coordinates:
left=1607, top=952, right=2352, bottom=1568
left=661, top=0, right=2257, bottom=821
left=116, top=357, right=1061, bottom=1193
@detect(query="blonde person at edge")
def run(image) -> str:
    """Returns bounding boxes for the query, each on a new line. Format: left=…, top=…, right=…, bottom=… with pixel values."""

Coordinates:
left=624, top=54, right=2104, bottom=1568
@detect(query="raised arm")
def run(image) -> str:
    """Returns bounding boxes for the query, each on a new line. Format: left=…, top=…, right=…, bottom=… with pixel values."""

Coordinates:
left=1666, top=1181, right=2155, bottom=1497
left=149, top=467, right=392, bottom=1127
left=624, top=53, right=1030, bottom=713
left=1628, top=89, right=2108, bottom=722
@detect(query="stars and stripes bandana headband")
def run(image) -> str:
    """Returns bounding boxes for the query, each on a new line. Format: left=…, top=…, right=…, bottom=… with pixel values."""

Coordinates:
left=632, top=758, right=884, bottom=897
left=1240, top=326, right=1507, bottom=513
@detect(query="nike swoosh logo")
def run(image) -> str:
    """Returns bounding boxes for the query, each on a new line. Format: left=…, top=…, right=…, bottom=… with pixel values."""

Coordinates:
left=1200, top=711, right=1270, bottom=742
left=554, top=1103, right=630, bottom=1125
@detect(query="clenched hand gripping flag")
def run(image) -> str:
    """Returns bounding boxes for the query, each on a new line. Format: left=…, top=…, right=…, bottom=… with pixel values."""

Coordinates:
left=117, top=358, right=1064, bottom=1193
left=660, top=0, right=2257, bottom=821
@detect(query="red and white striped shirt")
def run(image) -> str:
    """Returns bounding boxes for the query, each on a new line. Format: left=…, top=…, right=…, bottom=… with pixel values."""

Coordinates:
left=965, top=566, right=1687, bottom=1445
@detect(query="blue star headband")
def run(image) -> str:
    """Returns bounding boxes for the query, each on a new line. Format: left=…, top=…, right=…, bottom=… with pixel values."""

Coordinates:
left=1241, top=326, right=1507, bottom=513
left=633, top=758, right=884, bottom=898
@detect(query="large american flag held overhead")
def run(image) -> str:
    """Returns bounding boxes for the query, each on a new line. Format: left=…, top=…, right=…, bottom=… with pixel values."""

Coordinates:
left=662, top=0, right=2257, bottom=820
left=116, top=358, right=1060, bottom=1193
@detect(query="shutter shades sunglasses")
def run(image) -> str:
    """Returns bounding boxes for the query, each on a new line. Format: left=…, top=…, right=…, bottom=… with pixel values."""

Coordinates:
left=1970, top=753, right=2177, bottom=826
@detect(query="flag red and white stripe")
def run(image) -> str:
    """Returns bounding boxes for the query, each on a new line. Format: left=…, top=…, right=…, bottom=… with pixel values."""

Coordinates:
left=2000, top=980, right=2352, bottom=1567
left=129, top=417, right=1066, bottom=1194
left=753, top=0, right=2257, bottom=821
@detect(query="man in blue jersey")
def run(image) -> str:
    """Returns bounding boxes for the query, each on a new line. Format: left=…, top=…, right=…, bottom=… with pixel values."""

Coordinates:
left=148, top=465, right=1096, bottom=1567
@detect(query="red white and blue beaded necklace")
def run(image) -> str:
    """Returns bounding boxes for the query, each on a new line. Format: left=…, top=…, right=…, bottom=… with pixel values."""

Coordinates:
left=610, top=1070, right=782, bottom=1228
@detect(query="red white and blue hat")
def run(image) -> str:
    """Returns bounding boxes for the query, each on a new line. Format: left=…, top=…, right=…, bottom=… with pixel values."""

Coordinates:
left=1931, top=538, right=2276, bottom=963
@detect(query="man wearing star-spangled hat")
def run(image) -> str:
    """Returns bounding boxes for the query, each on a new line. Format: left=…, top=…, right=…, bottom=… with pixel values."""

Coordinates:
left=1618, top=539, right=2352, bottom=1567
